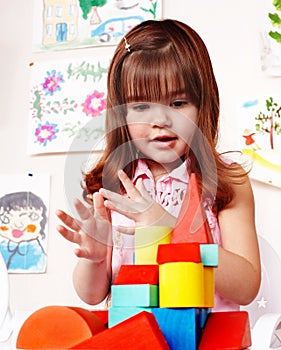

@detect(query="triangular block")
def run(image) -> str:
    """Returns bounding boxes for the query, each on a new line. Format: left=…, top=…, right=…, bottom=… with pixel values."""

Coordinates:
left=71, top=311, right=170, bottom=349
left=171, top=173, right=213, bottom=244
left=199, top=311, right=251, bottom=349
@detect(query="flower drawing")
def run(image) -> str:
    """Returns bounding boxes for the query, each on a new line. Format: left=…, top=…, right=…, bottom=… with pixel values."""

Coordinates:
left=35, top=121, right=59, bottom=146
left=42, top=70, right=64, bottom=96
left=82, top=90, right=106, bottom=117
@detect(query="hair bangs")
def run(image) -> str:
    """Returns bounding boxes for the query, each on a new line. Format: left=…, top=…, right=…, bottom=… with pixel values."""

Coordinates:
left=121, top=48, right=189, bottom=104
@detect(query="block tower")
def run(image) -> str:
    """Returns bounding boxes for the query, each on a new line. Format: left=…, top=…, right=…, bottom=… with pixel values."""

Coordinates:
left=17, top=173, right=252, bottom=349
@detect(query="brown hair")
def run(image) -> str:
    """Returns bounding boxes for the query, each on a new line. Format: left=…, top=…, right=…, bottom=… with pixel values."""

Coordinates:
left=84, top=19, right=246, bottom=210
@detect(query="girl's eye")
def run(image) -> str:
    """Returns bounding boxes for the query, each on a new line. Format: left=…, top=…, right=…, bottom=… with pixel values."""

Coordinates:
left=0, top=215, right=9, bottom=224
left=29, top=212, right=39, bottom=221
left=171, top=100, right=188, bottom=108
left=132, top=103, right=150, bottom=111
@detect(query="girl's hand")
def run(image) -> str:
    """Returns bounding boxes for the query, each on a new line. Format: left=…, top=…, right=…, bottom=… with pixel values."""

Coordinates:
left=99, top=169, right=177, bottom=228
left=56, top=192, right=112, bottom=262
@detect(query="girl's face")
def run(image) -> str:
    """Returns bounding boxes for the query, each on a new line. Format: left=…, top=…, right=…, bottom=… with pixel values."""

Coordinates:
left=0, top=206, right=43, bottom=243
left=126, top=96, right=198, bottom=170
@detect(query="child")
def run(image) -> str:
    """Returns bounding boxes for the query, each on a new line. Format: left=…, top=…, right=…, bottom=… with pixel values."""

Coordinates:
left=56, top=19, right=261, bottom=311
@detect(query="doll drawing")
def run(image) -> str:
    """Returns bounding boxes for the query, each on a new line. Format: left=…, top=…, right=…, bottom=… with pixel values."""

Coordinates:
left=0, top=191, right=48, bottom=273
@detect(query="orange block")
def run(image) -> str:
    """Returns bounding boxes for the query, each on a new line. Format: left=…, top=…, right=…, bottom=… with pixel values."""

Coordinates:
left=114, top=265, right=159, bottom=285
left=199, top=311, right=252, bottom=349
left=16, top=306, right=106, bottom=349
left=171, top=173, right=213, bottom=244
left=71, top=311, right=170, bottom=349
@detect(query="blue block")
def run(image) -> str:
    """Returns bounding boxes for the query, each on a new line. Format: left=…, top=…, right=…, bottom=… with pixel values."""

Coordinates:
left=108, top=306, right=152, bottom=327
left=198, top=308, right=211, bottom=328
left=152, top=308, right=200, bottom=350
left=200, top=244, right=218, bottom=266
left=111, top=284, right=158, bottom=307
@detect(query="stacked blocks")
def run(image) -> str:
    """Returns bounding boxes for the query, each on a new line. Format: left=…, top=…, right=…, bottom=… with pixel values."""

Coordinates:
left=16, top=173, right=252, bottom=349
left=106, top=173, right=251, bottom=349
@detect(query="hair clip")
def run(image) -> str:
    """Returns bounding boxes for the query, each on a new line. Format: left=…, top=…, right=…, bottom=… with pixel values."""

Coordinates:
left=124, top=37, right=131, bottom=52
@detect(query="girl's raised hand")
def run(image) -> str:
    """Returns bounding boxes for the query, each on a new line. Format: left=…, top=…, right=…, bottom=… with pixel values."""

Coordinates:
left=99, top=169, right=176, bottom=228
left=56, top=192, right=112, bottom=262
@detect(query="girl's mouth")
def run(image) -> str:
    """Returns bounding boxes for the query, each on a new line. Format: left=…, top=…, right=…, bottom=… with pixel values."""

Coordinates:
left=154, top=135, right=177, bottom=142
left=12, top=229, right=24, bottom=238
left=152, top=135, right=177, bottom=148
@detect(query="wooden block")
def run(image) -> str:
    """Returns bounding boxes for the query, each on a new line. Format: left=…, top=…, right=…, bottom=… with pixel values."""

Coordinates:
left=171, top=173, right=213, bottom=244
left=91, top=310, right=108, bottom=326
left=114, top=265, right=159, bottom=285
left=111, top=284, right=158, bottom=307
left=198, top=308, right=211, bottom=329
left=157, top=242, right=201, bottom=264
left=71, top=311, right=170, bottom=349
left=152, top=308, right=199, bottom=350
left=108, top=306, right=152, bottom=328
left=200, top=244, right=218, bottom=267
left=159, top=262, right=205, bottom=307
left=203, top=267, right=215, bottom=308
left=135, top=226, right=172, bottom=265
left=199, top=311, right=252, bottom=349
left=16, top=306, right=106, bottom=349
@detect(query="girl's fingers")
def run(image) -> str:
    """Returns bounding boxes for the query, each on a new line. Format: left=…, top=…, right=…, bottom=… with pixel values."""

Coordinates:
left=135, top=178, right=151, bottom=199
left=74, top=198, right=92, bottom=221
left=56, top=209, right=82, bottom=232
left=93, top=192, right=109, bottom=221
left=56, top=224, right=81, bottom=245
left=118, top=169, right=142, bottom=199
left=116, top=225, right=135, bottom=235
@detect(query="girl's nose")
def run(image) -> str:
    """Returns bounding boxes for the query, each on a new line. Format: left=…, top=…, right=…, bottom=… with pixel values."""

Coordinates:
left=151, top=105, right=172, bottom=128
left=11, top=216, right=24, bottom=229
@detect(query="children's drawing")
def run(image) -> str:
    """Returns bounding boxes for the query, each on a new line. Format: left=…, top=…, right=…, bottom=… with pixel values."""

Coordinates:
left=237, top=95, right=281, bottom=187
left=33, top=0, right=162, bottom=51
left=28, top=53, right=111, bottom=154
left=260, top=0, right=281, bottom=76
left=0, top=174, right=50, bottom=273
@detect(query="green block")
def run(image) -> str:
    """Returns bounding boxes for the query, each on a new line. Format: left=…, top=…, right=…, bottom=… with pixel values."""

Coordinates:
left=200, top=244, right=218, bottom=267
left=111, top=284, right=159, bottom=307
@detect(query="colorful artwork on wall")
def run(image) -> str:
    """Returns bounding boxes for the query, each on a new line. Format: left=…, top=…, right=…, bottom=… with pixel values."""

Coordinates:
left=237, top=95, right=281, bottom=188
left=33, top=0, right=163, bottom=51
left=0, top=174, right=50, bottom=273
left=28, top=53, right=111, bottom=154
left=260, top=0, right=281, bottom=76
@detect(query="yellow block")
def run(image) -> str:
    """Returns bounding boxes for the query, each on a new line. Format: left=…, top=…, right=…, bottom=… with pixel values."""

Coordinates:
left=135, top=226, right=172, bottom=265
left=159, top=262, right=205, bottom=307
left=204, top=267, right=215, bottom=308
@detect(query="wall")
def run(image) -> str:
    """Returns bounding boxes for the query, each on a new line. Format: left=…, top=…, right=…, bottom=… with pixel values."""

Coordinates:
left=0, top=0, right=280, bottom=313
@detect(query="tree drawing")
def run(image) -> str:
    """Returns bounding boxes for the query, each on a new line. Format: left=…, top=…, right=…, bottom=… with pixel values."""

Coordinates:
left=268, top=0, right=281, bottom=44
left=79, top=0, right=107, bottom=24
left=255, top=97, right=281, bottom=149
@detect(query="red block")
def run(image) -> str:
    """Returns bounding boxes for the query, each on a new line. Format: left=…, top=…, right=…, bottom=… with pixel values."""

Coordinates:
left=113, top=265, right=159, bottom=285
left=172, top=173, right=213, bottom=244
left=199, top=311, right=252, bottom=349
left=71, top=311, right=170, bottom=349
left=91, top=310, right=108, bottom=326
left=157, top=242, right=201, bottom=264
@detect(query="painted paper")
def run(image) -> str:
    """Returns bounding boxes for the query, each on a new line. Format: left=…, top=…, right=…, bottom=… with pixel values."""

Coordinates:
left=0, top=174, right=50, bottom=273
left=33, top=0, right=163, bottom=51
left=237, top=95, right=281, bottom=187
left=260, top=0, right=281, bottom=76
left=28, top=53, right=111, bottom=154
